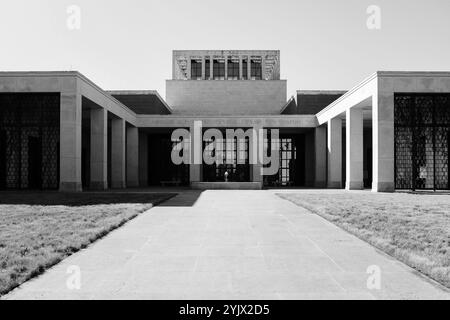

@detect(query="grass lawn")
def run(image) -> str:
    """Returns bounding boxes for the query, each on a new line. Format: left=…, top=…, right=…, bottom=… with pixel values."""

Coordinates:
left=277, top=191, right=450, bottom=288
left=0, top=191, right=175, bottom=295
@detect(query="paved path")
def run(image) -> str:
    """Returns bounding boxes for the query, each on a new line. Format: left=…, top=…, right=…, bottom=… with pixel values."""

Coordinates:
left=4, top=190, right=449, bottom=300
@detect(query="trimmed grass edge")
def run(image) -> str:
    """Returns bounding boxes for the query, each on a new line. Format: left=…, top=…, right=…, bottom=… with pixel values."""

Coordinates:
left=277, top=193, right=450, bottom=290
left=0, top=193, right=176, bottom=297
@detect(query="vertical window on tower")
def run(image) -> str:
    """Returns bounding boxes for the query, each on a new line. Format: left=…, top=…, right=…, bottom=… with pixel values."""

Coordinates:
left=242, top=58, right=248, bottom=80
left=213, top=59, right=225, bottom=80
left=191, top=59, right=202, bottom=80
left=251, top=57, right=262, bottom=80
left=227, top=58, right=239, bottom=80
left=205, top=58, right=210, bottom=79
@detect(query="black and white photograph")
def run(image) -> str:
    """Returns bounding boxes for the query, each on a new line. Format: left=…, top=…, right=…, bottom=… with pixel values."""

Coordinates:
left=0, top=0, right=449, bottom=310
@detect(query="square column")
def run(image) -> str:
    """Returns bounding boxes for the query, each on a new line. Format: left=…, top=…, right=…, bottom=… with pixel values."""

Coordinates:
left=189, top=121, right=202, bottom=183
left=126, top=126, right=139, bottom=187
left=252, top=126, right=263, bottom=183
left=261, top=56, right=266, bottom=80
left=111, top=118, right=126, bottom=188
left=239, top=56, right=243, bottom=80
left=224, top=55, right=228, bottom=80
left=314, top=125, right=327, bottom=187
left=187, top=58, right=191, bottom=80
left=138, top=132, right=148, bottom=187
left=201, top=56, right=206, bottom=80
left=372, top=90, right=395, bottom=192
left=247, top=55, right=251, bottom=80
left=90, top=108, right=107, bottom=190
left=59, top=91, right=82, bottom=192
left=251, top=165, right=262, bottom=183
left=209, top=57, right=213, bottom=80
left=345, top=108, right=364, bottom=190
left=327, top=118, right=342, bottom=188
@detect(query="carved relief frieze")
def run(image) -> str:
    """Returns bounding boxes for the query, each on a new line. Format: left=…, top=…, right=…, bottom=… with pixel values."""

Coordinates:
left=264, top=55, right=279, bottom=80
left=176, top=56, right=188, bottom=79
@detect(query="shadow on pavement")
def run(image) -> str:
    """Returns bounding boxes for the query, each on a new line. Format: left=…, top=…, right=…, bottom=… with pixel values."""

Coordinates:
left=157, top=190, right=204, bottom=207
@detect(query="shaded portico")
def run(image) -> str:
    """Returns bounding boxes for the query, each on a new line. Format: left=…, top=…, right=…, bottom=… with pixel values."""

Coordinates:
left=136, top=115, right=319, bottom=188
left=0, top=72, right=139, bottom=192
left=2, top=70, right=449, bottom=192
left=317, top=71, right=450, bottom=192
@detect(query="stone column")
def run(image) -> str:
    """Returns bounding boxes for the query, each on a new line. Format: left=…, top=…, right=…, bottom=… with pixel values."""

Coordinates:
left=89, top=107, right=107, bottom=190
left=247, top=55, right=251, bottom=80
left=314, top=125, right=327, bottom=187
left=138, top=131, right=148, bottom=187
left=210, top=57, right=214, bottom=80
left=252, top=164, right=262, bottom=184
left=327, top=117, right=342, bottom=188
left=189, top=121, right=202, bottom=183
left=111, top=118, right=126, bottom=188
left=59, top=89, right=82, bottom=192
left=372, top=84, right=395, bottom=192
left=126, top=126, right=139, bottom=187
left=252, top=125, right=263, bottom=184
left=345, top=108, right=364, bottom=190
left=239, top=56, right=243, bottom=80
left=201, top=56, right=206, bottom=80
left=224, top=56, right=228, bottom=80
left=261, top=56, right=266, bottom=80
left=187, top=58, right=191, bottom=80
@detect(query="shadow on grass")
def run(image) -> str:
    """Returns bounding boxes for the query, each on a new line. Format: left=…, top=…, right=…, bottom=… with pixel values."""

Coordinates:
left=0, top=191, right=178, bottom=296
left=0, top=191, right=177, bottom=206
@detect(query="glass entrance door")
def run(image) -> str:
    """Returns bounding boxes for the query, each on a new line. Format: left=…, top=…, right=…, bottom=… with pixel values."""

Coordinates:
left=202, top=132, right=250, bottom=182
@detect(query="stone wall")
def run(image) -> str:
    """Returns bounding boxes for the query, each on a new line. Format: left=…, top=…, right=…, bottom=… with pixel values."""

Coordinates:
left=166, top=80, right=287, bottom=115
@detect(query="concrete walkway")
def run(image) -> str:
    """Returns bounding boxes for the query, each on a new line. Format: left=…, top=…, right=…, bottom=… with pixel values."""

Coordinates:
left=4, top=190, right=449, bottom=300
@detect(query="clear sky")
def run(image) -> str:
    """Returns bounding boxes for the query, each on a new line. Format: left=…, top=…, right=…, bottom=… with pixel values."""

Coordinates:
left=1, top=0, right=450, bottom=99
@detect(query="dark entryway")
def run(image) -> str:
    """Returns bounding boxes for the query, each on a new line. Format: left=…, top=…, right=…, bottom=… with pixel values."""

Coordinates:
left=81, top=108, right=91, bottom=189
left=0, top=131, right=6, bottom=189
left=363, top=128, right=373, bottom=188
left=202, top=129, right=251, bottom=182
left=147, top=133, right=189, bottom=186
left=264, top=133, right=305, bottom=187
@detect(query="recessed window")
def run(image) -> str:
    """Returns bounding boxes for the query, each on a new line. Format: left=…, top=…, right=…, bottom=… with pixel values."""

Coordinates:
left=191, top=59, right=202, bottom=80
left=227, top=58, right=239, bottom=80
left=213, top=59, right=225, bottom=80
left=251, top=58, right=262, bottom=80
left=205, top=58, right=210, bottom=79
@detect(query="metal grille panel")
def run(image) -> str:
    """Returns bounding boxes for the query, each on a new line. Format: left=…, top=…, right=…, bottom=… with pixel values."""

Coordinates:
left=394, top=94, right=450, bottom=190
left=0, top=93, right=60, bottom=190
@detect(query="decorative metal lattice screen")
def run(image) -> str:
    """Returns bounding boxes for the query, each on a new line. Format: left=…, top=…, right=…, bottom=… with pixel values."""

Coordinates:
left=0, top=93, right=60, bottom=190
left=394, top=94, right=450, bottom=190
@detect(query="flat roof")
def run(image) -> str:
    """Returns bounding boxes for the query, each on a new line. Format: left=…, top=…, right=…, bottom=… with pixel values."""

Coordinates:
left=108, top=90, right=172, bottom=115
left=297, top=90, right=347, bottom=95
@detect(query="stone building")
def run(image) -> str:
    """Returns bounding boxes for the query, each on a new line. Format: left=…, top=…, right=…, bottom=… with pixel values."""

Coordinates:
left=0, top=50, right=449, bottom=191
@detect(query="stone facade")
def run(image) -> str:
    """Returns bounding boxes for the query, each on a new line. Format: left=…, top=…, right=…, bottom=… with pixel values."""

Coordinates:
left=166, top=80, right=287, bottom=115
left=317, top=71, right=450, bottom=192
left=1, top=57, right=449, bottom=192
left=167, top=50, right=285, bottom=115
left=172, top=50, right=280, bottom=81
